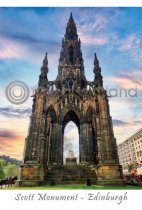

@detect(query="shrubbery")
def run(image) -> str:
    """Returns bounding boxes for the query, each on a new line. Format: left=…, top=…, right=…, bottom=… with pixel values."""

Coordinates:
left=0, top=159, right=18, bottom=179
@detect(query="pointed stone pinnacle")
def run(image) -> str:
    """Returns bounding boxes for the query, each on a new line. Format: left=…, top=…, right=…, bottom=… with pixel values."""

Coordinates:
left=43, top=52, right=48, bottom=66
left=94, top=53, right=99, bottom=67
left=69, top=12, right=74, bottom=23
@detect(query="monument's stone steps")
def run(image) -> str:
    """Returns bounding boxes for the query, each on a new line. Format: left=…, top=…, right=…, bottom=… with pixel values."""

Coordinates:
left=45, top=165, right=97, bottom=184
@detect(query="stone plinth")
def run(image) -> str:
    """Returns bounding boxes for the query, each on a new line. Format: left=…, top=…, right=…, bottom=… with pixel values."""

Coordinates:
left=93, top=164, right=125, bottom=186
left=66, top=158, right=77, bottom=165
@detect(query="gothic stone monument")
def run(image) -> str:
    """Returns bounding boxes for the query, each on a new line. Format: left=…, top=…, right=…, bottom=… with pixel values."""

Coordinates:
left=18, top=13, right=124, bottom=186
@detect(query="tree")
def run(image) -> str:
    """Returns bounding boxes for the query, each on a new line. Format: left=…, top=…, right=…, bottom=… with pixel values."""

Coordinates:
left=0, top=168, right=5, bottom=179
left=0, top=159, right=6, bottom=179
left=4, top=163, right=18, bottom=178
left=0, top=159, right=7, bottom=167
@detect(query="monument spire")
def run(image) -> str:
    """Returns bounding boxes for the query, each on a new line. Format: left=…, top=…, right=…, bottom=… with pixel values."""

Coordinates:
left=65, top=13, right=78, bottom=41
left=69, top=12, right=74, bottom=23
left=43, top=52, right=48, bottom=66
left=59, top=13, right=84, bottom=68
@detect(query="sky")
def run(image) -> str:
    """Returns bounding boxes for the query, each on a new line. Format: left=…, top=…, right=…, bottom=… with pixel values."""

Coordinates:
left=0, top=7, right=142, bottom=160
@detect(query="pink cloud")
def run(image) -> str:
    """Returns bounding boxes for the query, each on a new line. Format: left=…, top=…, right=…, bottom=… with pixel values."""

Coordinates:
left=79, top=15, right=108, bottom=33
left=0, top=129, right=24, bottom=160
left=119, top=35, right=140, bottom=51
left=118, top=34, right=142, bottom=64
left=91, top=15, right=108, bottom=31
left=78, top=32, right=108, bottom=46
left=108, top=70, right=142, bottom=90
left=0, top=36, right=23, bottom=59
left=0, top=35, right=44, bottom=63
left=0, top=137, right=24, bottom=160
left=0, top=115, right=29, bottom=160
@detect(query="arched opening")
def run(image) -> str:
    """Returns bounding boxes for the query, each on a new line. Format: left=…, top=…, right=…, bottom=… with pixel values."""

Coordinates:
left=63, top=121, right=79, bottom=165
left=62, top=110, right=80, bottom=165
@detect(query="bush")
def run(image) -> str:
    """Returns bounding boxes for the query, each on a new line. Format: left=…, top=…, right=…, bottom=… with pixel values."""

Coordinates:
left=0, top=159, right=6, bottom=179
left=4, top=163, right=18, bottom=178
left=0, top=159, right=18, bottom=179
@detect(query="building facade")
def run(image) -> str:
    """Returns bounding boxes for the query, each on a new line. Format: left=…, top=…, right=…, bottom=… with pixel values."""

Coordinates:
left=118, top=128, right=142, bottom=170
left=18, top=14, right=124, bottom=186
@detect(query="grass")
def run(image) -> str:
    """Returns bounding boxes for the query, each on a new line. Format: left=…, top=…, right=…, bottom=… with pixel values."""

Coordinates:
left=1, top=184, right=142, bottom=190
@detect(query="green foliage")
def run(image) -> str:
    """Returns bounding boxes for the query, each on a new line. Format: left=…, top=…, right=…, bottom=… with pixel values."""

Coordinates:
left=128, top=162, right=138, bottom=172
left=4, top=163, right=18, bottom=178
left=0, top=168, right=5, bottom=179
left=0, top=159, right=6, bottom=179
left=0, top=159, right=18, bottom=179
left=0, top=159, right=7, bottom=168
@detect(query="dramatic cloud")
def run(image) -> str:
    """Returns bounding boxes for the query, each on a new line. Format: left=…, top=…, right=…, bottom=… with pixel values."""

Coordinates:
left=0, top=106, right=31, bottom=118
left=78, top=14, right=108, bottom=34
left=79, top=32, right=108, bottom=46
left=119, top=35, right=140, bottom=51
left=133, top=120, right=142, bottom=124
left=108, top=70, right=142, bottom=90
left=113, top=119, right=130, bottom=126
left=113, top=119, right=142, bottom=127
left=116, top=34, right=142, bottom=65
left=0, top=129, right=24, bottom=160
left=0, top=137, right=24, bottom=160
left=0, top=130, right=18, bottom=138
left=0, top=36, right=23, bottom=59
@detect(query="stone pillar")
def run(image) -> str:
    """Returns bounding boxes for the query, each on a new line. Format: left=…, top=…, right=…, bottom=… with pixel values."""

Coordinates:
left=95, top=115, right=103, bottom=164
left=80, top=123, right=86, bottom=163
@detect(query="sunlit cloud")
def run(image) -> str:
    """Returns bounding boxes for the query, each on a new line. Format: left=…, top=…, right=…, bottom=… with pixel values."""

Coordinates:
left=78, top=14, right=108, bottom=33
left=0, top=106, right=31, bottom=118
left=0, top=36, right=23, bottom=59
left=0, top=116, right=29, bottom=159
left=0, top=137, right=24, bottom=159
left=114, top=124, right=142, bottom=144
left=119, top=35, right=140, bottom=51
left=0, top=126, right=26, bottom=160
left=108, top=70, right=142, bottom=89
left=0, top=130, right=18, bottom=138
left=79, top=32, right=108, bottom=46
left=117, top=34, right=142, bottom=64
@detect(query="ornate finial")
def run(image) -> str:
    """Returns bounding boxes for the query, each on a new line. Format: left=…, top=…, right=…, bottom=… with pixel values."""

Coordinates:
left=93, top=52, right=103, bottom=87
left=67, top=12, right=75, bottom=26
left=38, top=52, right=48, bottom=90
left=69, top=12, right=74, bottom=22
left=43, top=52, right=48, bottom=66
left=94, top=53, right=99, bottom=67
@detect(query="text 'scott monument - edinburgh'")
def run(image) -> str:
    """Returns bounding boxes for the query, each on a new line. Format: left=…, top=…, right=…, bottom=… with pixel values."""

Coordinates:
left=18, top=14, right=124, bottom=186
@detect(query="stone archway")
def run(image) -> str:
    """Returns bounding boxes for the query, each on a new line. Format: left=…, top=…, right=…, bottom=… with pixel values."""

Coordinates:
left=62, top=110, right=80, bottom=165
left=62, top=110, right=80, bottom=131
left=63, top=121, right=79, bottom=165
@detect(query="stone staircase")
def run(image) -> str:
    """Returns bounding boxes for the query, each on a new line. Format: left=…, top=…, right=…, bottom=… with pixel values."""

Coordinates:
left=45, top=165, right=97, bottom=184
